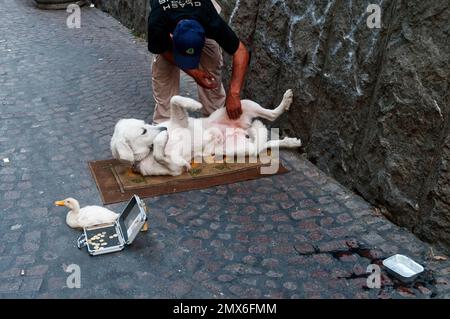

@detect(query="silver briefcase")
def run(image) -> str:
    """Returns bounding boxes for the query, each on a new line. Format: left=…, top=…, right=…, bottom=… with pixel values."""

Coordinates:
left=76, top=195, right=148, bottom=256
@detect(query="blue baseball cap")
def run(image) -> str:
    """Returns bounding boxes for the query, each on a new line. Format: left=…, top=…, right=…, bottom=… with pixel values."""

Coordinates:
left=172, top=19, right=205, bottom=70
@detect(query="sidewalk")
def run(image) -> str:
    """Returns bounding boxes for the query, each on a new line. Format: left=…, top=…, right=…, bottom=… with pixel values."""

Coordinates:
left=0, top=0, right=449, bottom=298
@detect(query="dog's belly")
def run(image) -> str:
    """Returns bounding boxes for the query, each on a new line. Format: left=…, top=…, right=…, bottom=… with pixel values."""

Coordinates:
left=210, top=120, right=251, bottom=131
left=222, top=129, right=251, bottom=154
left=204, top=127, right=251, bottom=155
left=164, top=122, right=253, bottom=160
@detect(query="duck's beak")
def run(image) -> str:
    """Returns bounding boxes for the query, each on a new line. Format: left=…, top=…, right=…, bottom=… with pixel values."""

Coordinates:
left=54, top=201, right=65, bottom=206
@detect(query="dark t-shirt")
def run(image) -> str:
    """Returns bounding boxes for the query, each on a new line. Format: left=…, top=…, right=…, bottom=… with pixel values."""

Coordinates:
left=148, top=0, right=240, bottom=55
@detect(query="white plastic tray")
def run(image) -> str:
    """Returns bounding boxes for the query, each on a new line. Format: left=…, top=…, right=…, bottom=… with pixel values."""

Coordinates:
left=383, top=254, right=424, bottom=283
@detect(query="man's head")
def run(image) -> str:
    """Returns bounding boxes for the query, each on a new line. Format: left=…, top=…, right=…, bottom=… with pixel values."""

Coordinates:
left=173, top=19, right=205, bottom=70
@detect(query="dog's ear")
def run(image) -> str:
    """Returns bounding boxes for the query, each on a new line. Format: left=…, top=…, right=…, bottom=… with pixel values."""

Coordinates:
left=111, top=138, right=134, bottom=163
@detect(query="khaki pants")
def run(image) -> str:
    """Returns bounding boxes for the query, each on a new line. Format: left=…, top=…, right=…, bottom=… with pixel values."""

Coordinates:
left=151, top=38, right=226, bottom=124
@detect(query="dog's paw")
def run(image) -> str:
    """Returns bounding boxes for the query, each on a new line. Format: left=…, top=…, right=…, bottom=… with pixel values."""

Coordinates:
left=155, top=130, right=169, bottom=145
left=183, top=161, right=192, bottom=171
left=283, top=137, right=302, bottom=148
left=282, top=89, right=294, bottom=111
left=155, top=131, right=169, bottom=141
left=171, top=96, right=203, bottom=111
left=171, top=158, right=191, bottom=172
left=189, top=100, right=203, bottom=111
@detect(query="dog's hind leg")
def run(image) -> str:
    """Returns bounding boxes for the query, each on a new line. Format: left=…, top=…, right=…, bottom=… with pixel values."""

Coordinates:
left=152, top=131, right=187, bottom=176
left=152, top=131, right=172, bottom=167
left=249, top=121, right=298, bottom=149
left=169, top=96, right=203, bottom=128
left=249, top=120, right=301, bottom=152
left=264, top=137, right=302, bottom=149
left=248, top=120, right=269, bottom=154
left=242, top=89, right=293, bottom=122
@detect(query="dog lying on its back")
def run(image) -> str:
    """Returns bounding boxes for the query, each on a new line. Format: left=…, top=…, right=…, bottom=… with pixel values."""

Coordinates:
left=111, top=89, right=301, bottom=176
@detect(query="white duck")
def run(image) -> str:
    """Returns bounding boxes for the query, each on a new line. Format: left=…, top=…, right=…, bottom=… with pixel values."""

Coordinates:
left=54, top=198, right=119, bottom=229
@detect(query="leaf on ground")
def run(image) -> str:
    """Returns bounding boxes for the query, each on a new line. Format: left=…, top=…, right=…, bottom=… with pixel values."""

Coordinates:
left=189, top=168, right=202, bottom=176
left=433, top=255, right=448, bottom=261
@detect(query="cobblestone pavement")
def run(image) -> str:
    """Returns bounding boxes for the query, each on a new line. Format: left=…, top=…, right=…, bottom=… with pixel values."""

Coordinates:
left=1, top=0, right=449, bottom=299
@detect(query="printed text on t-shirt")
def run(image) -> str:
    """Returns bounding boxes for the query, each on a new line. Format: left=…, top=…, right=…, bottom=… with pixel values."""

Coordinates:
left=159, top=0, right=202, bottom=11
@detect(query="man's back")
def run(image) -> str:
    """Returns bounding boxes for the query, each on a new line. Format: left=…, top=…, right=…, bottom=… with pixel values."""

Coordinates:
left=148, top=0, right=239, bottom=56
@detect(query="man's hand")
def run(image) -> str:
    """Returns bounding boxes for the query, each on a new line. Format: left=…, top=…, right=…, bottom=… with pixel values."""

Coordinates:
left=225, top=93, right=242, bottom=120
left=187, top=69, right=218, bottom=90
left=161, top=52, right=218, bottom=90
left=226, top=41, right=249, bottom=120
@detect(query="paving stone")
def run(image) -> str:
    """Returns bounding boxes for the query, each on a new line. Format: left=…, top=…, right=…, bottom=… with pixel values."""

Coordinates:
left=169, top=279, right=193, bottom=298
left=0, top=268, right=22, bottom=279
left=194, top=229, right=211, bottom=240
left=362, top=232, right=386, bottom=245
left=192, top=270, right=210, bottom=282
left=336, top=213, right=352, bottom=224
left=293, top=243, right=316, bottom=254
left=266, top=271, right=283, bottom=278
left=20, top=277, right=43, bottom=293
left=15, top=255, right=35, bottom=265
left=222, top=249, right=234, bottom=261
left=241, top=278, right=257, bottom=286
left=210, top=239, right=223, bottom=248
left=26, top=265, right=49, bottom=277
left=283, top=282, right=298, bottom=291
left=261, top=258, right=280, bottom=270
left=271, top=213, right=290, bottom=222
left=0, top=256, right=14, bottom=272
left=242, top=255, right=257, bottom=265
left=229, top=285, right=261, bottom=298
left=217, top=274, right=236, bottom=282
left=224, top=264, right=263, bottom=275
left=299, top=220, right=320, bottom=230
left=265, top=280, right=278, bottom=289
left=0, top=279, right=22, bottom=294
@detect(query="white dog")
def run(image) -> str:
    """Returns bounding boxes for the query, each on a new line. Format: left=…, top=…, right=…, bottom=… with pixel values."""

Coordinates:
left=111, top=89, right=301, bottom=176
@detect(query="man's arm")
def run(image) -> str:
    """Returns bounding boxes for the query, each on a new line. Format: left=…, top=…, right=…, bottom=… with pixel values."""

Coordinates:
left=161, top=51, right=218, bottom=90
left=226, top=41, right=250, bottom=120
left=162, top=41, right=249, bottom=120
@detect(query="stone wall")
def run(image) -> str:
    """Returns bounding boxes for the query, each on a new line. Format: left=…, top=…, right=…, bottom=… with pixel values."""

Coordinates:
left=95, top=0, right=150, bottom=36
left=226, top=0, right=450, bottom=252
left=95, top=0, right=235, bottom=37
left=99, top=0, right=450, bottom=252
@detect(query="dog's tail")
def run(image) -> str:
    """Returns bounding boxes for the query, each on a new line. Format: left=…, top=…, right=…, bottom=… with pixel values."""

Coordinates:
left=169, top=96, right=203, bottom=128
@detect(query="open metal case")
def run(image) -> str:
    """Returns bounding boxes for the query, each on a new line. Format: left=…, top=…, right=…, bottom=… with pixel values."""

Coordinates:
left=76, top=195, right=148, bottom=256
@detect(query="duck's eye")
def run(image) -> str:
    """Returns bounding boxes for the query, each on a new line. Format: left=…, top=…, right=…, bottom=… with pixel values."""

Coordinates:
left=142, top=129, right=147, bottom=135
